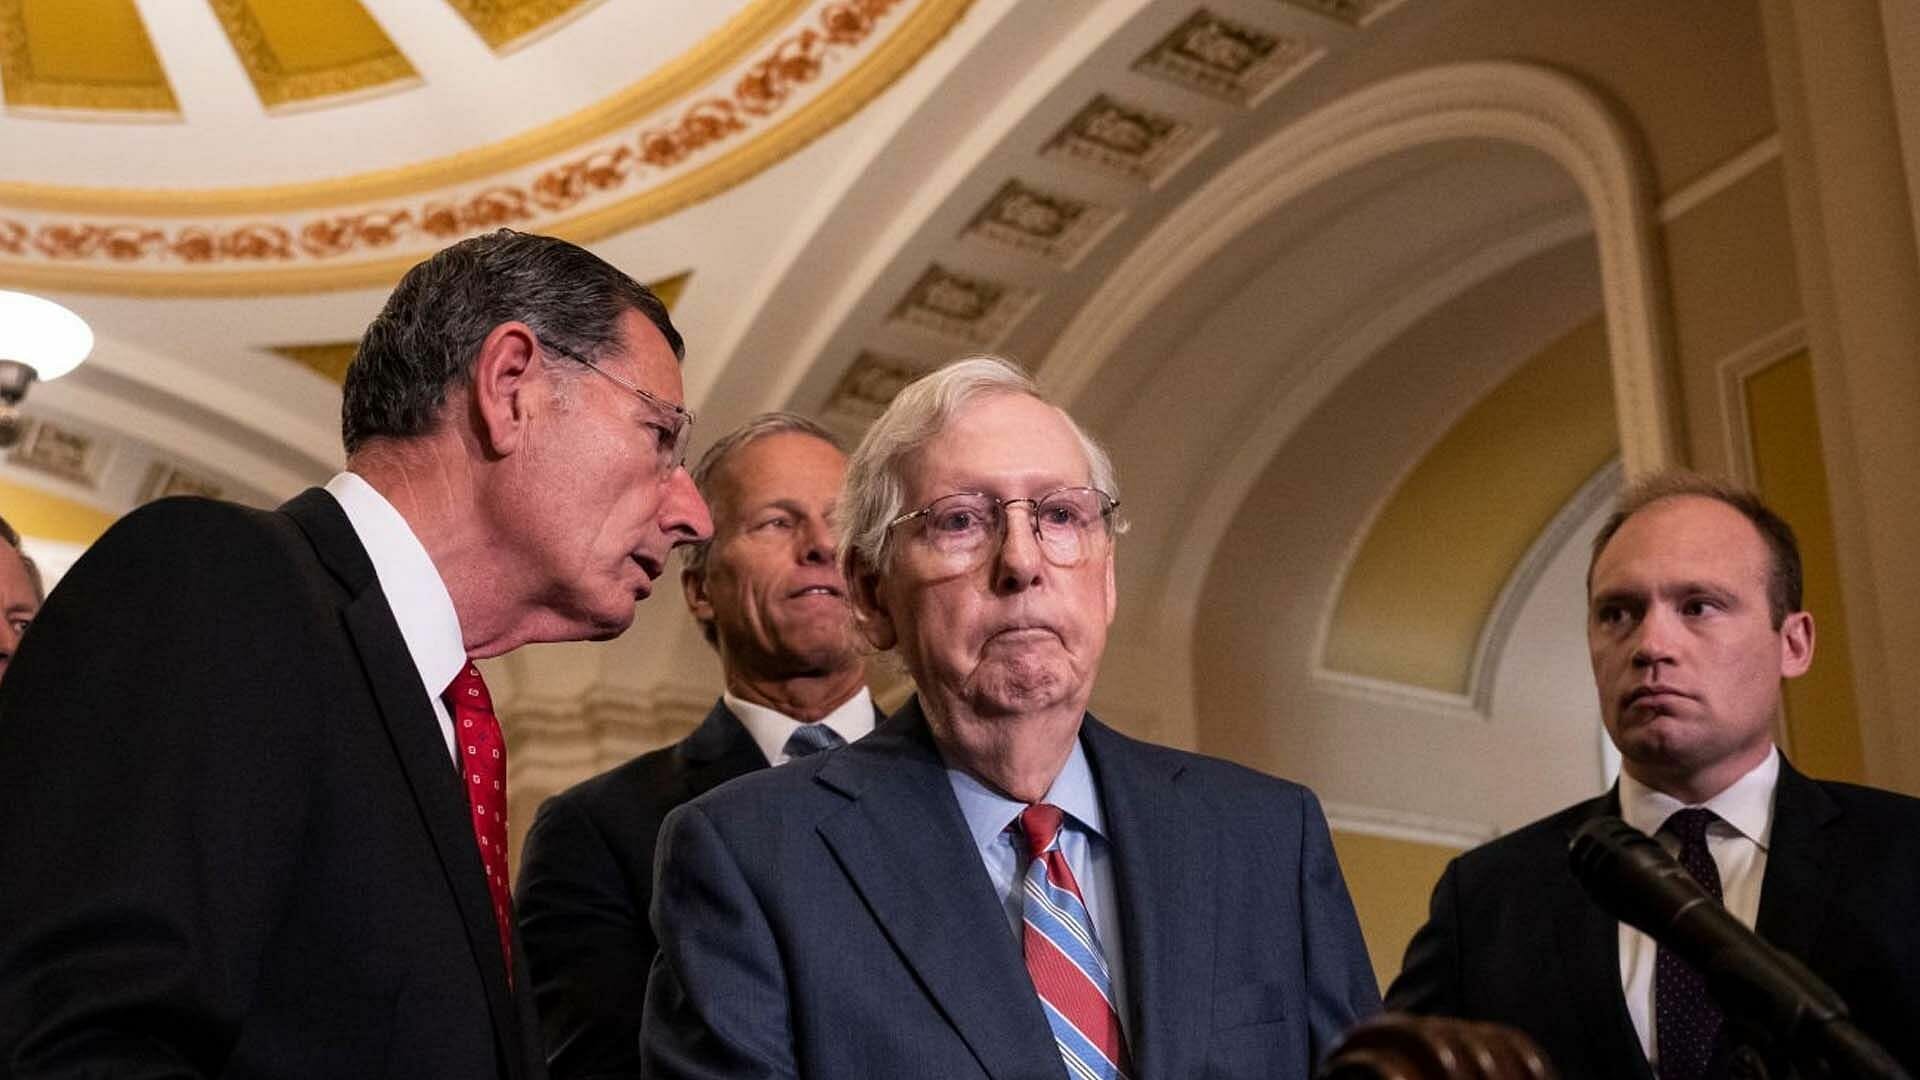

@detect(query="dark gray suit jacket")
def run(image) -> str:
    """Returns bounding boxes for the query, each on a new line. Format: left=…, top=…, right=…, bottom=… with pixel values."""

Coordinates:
left=516, top=698, right=883, bottom=1079
left=639, top=696, right=1380, bottom=1079
left=1385, top=759, right=1920, bottom=1078
left=0, top=491, right=544, bottom=1078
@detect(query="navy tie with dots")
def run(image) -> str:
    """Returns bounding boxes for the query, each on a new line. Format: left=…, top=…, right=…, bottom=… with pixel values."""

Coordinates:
left=1655, top=807, right=1724, bottom=1080
left=782, top=722, right=845, bottom=760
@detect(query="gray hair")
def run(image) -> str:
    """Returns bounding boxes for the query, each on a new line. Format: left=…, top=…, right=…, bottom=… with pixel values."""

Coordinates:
left=838, top=355, right=1122, bottom=582
left=342, top=229, right=680, bottom=455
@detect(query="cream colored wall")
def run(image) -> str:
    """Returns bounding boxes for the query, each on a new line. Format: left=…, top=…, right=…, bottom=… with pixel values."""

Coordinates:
left=1324, top=316, right=1615, bottom=696
left=1745, top=351, right=1863, bottom=783
left=1330, top=831, right=1463, bottom=991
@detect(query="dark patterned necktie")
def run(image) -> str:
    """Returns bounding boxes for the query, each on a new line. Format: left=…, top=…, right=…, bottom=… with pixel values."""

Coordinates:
left=444, top=661, right=513, bottom=984
left=782, top=722, right=845, bottom=759
left=1656, top=807, right=1724, bottom=1080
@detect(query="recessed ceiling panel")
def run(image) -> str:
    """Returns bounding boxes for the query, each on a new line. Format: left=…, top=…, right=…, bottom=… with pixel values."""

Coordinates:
left=0, top=0, right=178, bottom=115
left=446, top=0, right=603, bottom=52
left=208, top=0, right=418, bottom=110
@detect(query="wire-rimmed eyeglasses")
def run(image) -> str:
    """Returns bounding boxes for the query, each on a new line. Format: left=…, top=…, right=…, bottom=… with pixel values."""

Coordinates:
left=542, top=339, right=694, bottom=477
left=885, top=487, right=1119, bottom=567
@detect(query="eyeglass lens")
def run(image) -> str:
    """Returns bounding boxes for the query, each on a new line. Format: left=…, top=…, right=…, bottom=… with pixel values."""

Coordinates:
left=919, top=489, right=1111, bottom=565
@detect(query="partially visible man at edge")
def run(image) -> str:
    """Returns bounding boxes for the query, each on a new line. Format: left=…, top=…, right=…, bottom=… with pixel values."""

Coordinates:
left=0, top=229, right=712, bottom=1078
left=640, top=355, right=1379, bottom=1080
left=517, top=412, right=879, bottom=1079
left=1388, top=471, right=1920, bottom=1079
left=0, top=512, right=43, bottom=685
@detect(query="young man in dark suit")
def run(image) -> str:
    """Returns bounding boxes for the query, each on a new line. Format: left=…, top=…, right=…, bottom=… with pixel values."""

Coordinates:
left=1388, top=472, right=1920, bottom=1079
left=640, top=356, right=1379, bottom=1079
left=0, top=229, right=712, bottom=1078
left=516, top=413, right=880, bottom=1079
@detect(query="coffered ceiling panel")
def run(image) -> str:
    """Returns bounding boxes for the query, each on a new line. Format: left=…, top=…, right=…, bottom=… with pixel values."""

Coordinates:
left=0, top=0, right=177, bottom=114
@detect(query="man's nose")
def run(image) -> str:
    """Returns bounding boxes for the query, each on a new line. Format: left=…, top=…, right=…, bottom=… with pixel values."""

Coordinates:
left=992, top=504, right=1045, bottom=593
left=664, top=466, right=714, bottom=543
left=1630, top=606, right=1677, bottom=667
left=797, top=514, right=834, bottom=565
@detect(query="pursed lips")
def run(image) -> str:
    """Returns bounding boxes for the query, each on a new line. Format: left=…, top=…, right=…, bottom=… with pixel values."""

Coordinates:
left=1622, top=683, right=1693, bottom=710
left=986, top=621, right=1059, bottom=644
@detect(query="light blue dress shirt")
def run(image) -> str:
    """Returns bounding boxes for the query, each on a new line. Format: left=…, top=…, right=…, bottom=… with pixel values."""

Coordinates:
left=946, top=737, right=1130, bottom=1035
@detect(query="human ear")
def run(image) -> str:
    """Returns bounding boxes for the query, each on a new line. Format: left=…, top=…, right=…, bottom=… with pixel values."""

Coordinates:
left=850, top=567, right=897, bottom=651
left=681, top=566, right=715, bottom=630
left=470, top=322, right=541, bottom=457
left=1779, top=610, right=1815, bottom=679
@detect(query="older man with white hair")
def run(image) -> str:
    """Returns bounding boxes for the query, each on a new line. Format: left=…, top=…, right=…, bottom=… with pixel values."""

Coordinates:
left=640, top=356, right=1378, bottom=1080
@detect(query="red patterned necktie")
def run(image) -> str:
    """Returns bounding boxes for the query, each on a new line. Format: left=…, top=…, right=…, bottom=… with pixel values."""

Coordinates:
left=1017, top=803, right=1134, bottom=1080
left=444, top=660, right=513, bottom=983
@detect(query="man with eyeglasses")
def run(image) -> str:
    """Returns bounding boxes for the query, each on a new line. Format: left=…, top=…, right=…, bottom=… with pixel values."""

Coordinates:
left=640, top=356, right=1378, bottom=1079
left=516, top=413, right=882, bottom=1079
left=0, top=229, right=711, bottom=1078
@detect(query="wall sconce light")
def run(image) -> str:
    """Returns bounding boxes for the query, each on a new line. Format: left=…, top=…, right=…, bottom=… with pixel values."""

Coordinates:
left=0, top=291, right=94, bottom=448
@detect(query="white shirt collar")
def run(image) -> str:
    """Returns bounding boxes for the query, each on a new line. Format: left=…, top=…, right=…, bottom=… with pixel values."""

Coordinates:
left=1619, top=744, right=1779, bottom=850
left=324, top=472, right=467, bottom=705
left=725, top=685, right=877, bottom=766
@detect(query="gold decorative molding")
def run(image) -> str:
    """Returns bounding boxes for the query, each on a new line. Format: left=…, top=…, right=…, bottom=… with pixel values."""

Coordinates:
left=0, top=0, right=178, bottom=115
left=207, top=0, right=416, bottom=110
left=446, top=0, right=602, bottom=52
left=0, top=0, right=975, bottom=296
left=0, top=0, right=809, bottom=214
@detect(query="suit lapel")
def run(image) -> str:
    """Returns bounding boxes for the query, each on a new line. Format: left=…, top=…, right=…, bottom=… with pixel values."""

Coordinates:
left=1080, top=717, right=1210, bottom=1080
left=282, top=489, right=529, bottom=1079
left=813, top=700, right=1059, bottom=1080
left=676, top=701, right=769, bottom=800
left=1552, top=792, right=1654, bottom=1080
left=1753, top=758, right=1839, bottom=960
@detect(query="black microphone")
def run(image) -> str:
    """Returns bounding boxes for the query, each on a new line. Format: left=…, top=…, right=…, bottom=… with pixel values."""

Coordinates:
left=1569, top=814, right=1910, bottom=1080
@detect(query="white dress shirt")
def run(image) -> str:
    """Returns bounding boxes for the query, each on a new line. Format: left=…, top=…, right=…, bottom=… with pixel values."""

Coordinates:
left=1617, top=746, right=1779, bottom=1067
left=724, top=686, right=877, bottom=766
left=324, top=472, right=466, bottom=764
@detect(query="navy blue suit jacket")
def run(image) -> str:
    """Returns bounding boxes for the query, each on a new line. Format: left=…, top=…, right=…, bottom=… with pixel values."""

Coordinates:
left=639, top=697, right=1379, bottom=1079
left=1386, top=760, right=1920, bottom=1079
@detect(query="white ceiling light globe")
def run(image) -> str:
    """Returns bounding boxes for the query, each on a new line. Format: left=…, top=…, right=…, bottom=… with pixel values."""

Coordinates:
left=0, top=290, right=94, bottom=381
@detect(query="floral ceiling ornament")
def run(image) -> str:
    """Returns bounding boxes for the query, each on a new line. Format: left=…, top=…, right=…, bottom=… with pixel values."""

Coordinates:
left=0, top=0, right=969, bottom=294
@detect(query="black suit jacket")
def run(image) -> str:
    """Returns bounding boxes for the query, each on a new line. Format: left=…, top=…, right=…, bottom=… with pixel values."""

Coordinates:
left=516, top=698, right=883, bottom=1079
left=639, top=696, right=1381, bottom=1079
left=0, top=491, right=544, bottom=1079
left=1385, top=759, right=1920, bottom=1078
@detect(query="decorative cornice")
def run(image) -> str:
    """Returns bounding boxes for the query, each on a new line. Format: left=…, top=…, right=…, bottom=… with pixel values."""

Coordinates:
left=0, top=0, right=807, bottom=214
left=0, top=0, right=974, bottom=296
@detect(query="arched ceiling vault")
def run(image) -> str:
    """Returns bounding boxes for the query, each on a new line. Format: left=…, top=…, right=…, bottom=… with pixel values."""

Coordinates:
left=3, top=0, right=1778, bottom=742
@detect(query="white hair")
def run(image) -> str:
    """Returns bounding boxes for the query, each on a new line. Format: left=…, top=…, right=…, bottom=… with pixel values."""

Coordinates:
left=837, top=355, right=1123, bottom=581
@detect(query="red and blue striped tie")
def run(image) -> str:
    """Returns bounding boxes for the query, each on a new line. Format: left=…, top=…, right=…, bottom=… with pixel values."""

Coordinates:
left=1018, top=803, right=1134, bottom=1080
